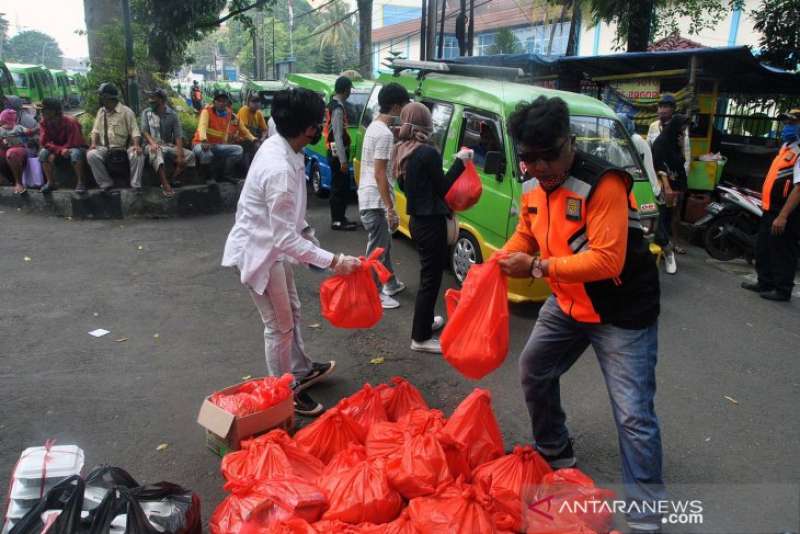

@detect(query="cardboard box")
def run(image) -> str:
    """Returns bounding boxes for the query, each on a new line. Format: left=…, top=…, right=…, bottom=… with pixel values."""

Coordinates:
left=197, top=378, right=294, bottom=456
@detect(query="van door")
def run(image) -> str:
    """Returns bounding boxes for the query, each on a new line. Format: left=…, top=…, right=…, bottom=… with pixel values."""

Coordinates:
left=456, top=110, right=512, bottom=245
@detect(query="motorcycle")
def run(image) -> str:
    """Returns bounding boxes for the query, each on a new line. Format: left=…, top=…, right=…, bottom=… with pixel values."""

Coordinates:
left=694, top=182, right=762, bottom=262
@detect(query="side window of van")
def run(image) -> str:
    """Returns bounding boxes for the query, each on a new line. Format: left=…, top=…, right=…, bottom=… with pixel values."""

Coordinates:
left=458, top=111, right=503, bottom=172
left=421, top=101, right=453, bottom=152
left=361, top=84, right=382, bottom=129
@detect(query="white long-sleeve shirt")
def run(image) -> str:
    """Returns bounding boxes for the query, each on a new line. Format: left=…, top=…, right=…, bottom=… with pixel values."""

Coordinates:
left=222, top=134, right=334, bottom=294
left=632, top=133, right=662, bottom=200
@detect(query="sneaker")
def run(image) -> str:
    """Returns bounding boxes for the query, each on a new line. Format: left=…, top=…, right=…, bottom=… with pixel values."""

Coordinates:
left=331, top=220, right=357, bottom=231
left=410, top=338, right=441, bottom=354
left=294, top=390, right=324, bottom=416
left=380, top=293, right=400, bottom=309
left=741, top=280, right=770, bottom=293
left=432, top=316, right=445, bottom=332
left=664, top=250, right=677, bottom=275
left=760, top=289, right=791, bottom=302
left=538, top=439, right=577, bottom=469
left=295, top=361, right=336, bottom=392
left=382, top=281, right=407, bottom=297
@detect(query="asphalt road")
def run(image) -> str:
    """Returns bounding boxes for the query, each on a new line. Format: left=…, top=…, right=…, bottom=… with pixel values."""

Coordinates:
left=1, top=195, right=798, bottom=533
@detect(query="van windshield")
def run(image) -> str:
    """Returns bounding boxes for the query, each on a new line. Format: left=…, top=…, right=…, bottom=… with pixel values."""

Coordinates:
left=570, top=115, right=645, bottom=181
left=344, top=91, right=370, bottom=126
left=12, top=72, right=26, bottom=88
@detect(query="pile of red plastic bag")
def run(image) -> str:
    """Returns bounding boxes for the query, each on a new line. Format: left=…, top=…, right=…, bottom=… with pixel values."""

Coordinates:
left=210, top=377, right=616, bottom=534
left=209, top=374, right=294, bottom=416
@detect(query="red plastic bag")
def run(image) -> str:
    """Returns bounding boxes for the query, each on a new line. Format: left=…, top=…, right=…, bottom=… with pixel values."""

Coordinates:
left=386, top=431, right=453, bottom=499
left=223, top=430, right=325, bottom=485
left=337, top=384, right=389, bottom=431
left=312, top=520, right=364, bottom=533
left=320, top=248, right=392, bottom=329
left=209, top=374, right=294, bottom=416
left=445, top=158, right=482, bottom=212
left=444, top=288, right=460, bottom=319
left=473, top=445, right=553, bottom=502
left=295, top=409, right=367, bottom=464
left=440, top=255, right=509, bottom=380
left=407, top=479, right=499, bottom=533
left=242, top=514, right=317, bottom=534
left=441, top=389, right=504, bottom=469
left=382, top=377, right=428, bottom=422
left=365, top=421, right=404, bottom=460
left=526, top=469, right=614, bottom=534
left=323, top=444, right=368, bottom=478
left=359, top=509, right=417, bottom=534
left=396, top=408, right=445, bottom=435
left=319, top=459, right=403, bottom=525
left=210, top=491, right=268, bottom=534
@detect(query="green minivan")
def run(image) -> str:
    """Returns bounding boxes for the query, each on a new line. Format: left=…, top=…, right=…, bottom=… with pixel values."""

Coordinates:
left=287, top=73, right=374, bottom=197
left=359, top=61, right=660, bottom=303
left=49, top=69, right=71, bottom=105
left=0, top=61, right=17, bottom=98
left=243, top=80, right=288, bottom=117
left=7, top=63, right=58, bottom=103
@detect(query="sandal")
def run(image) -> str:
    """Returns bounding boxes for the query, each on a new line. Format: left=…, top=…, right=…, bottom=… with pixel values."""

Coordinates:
left=13, top=186, right=27, bottom=195
left=674, top=245, right=687, bottom=255
left=161, top=186, right=176, bottom=198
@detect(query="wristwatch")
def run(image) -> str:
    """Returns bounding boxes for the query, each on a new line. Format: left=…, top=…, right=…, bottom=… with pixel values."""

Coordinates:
left=531, top=257, right=544, bottom=279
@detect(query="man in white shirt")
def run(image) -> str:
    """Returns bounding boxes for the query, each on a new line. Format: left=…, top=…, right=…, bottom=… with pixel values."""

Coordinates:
left=647, top=94, right=691, bottom=175
left=222, top=88, right=361, bottom=416
left=358, top=83, right=410, bottom=309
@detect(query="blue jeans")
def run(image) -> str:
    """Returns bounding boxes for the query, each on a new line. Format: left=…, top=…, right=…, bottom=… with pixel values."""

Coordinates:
left=520, top=296, right=666, bottom=527
left=192, top=143, right=243, bottom=180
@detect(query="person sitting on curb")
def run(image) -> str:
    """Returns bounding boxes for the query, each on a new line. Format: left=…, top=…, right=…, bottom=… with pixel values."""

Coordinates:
left=192, top=89, right=248, bottom=184
left=140, top=88, right=196, bottom=197
left=0, top=108, right=34, bottom=194
left=38, top=97, right=88, bottom=194
left=237, top=94, right=268, bottom=169
left=87, top=83, right=145, bottom=193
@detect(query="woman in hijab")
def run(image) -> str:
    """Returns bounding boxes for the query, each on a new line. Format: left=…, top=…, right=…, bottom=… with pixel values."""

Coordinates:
left=652, top=114, right=690, bottom=261
left=0, top=108, right=34, bottom=194
left=392, top=102, right=473, bottom=354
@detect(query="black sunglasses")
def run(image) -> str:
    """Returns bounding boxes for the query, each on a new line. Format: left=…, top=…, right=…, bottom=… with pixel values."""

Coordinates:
left=517, top=135, right=573, bottom=164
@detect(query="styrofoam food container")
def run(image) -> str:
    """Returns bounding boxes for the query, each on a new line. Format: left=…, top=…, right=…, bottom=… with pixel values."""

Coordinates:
left=10, top=476, right=67, bottom=502
left=13, top=446, right=84, bottom=487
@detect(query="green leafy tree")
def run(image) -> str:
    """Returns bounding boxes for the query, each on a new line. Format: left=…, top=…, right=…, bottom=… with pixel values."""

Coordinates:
left=317, top=46, right=339, bottom=74
left=752, top=0, right=800, bottom=71
left=490, top=28, right=523, bottom=54
left=574, top=0, right=745, bottom=52
left=311, top=2, right=358, bottom=69
left=5, top=30, right=64, bottom=68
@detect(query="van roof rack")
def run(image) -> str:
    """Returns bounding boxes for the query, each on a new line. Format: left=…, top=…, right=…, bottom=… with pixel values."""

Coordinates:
left=389, top=59, right=524, bottom=82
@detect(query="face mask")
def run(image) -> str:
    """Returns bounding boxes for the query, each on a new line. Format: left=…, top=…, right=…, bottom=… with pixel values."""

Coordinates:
left=149, top=102, right=159, bottom=112
left=215, top=108, right=227, bottom=117
left=781, top=124, right=798, bottom=144
left=309, top=124, right=322, bottom=145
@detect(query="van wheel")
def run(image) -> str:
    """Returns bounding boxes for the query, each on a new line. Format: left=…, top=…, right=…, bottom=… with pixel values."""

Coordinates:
left=310, top=162, right=329, bottom=199
left=451, top=231, right=482, bottom=285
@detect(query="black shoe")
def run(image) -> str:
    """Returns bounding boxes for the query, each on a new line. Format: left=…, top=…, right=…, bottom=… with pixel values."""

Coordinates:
left=294, top=390, right=324, bottom=416
left=538, top=439, right=577, bottom=469
left=331, top=220, right=358, bottom=231
left=760, top=289, right=791, bottom=302
left=40, top=183, right=55, bottom=194
left=741, top=280, right=770, bottom=292
left=295, top=361, right=336, bottom=392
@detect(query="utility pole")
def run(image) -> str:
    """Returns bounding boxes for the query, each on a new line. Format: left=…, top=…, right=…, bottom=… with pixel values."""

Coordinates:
left=252, top=28, right=259, bottom=78
left=467, top=0, right=474, bottom=56
left=120, top=0, right=139, bottom=113
left=271, top=15, right=276, bottom=79
left=426, top=0, right=438, bottom=60
left=438, top=0, right=447, bottom=58
left=420, top=0, right=428, bottom=60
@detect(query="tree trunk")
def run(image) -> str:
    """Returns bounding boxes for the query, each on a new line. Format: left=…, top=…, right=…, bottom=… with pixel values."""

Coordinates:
left=83, top=0, right=121, bottom=67
left=565, top=0, right=581, bottom=56
left=626, top=0, right=654, bottom=52
left=546, top=0, right=569, bottom=56
left=357, top=0, right=373, bottom=78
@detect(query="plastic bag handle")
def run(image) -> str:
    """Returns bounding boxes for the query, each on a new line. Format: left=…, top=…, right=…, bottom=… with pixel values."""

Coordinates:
left=360, top=247, right=392, bottom=284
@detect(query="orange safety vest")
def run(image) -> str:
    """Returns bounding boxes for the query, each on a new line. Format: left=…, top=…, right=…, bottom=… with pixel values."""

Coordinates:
left=761, top=143, right=799, bottom=212
left=518, top=153, right=659, bottom=328
left=323, top=98, right=350, bottom=153
left=193, top=105, right=240, bottom=145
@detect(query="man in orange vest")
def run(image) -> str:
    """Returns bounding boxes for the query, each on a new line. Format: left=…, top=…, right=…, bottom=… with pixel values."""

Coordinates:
left=192, top=89, right=248, bottom=183
left=497, top=96, right=664, bottom=533
left=742, top=109, right=800, bottom=301
left=324, top=76, right=357, bottom=231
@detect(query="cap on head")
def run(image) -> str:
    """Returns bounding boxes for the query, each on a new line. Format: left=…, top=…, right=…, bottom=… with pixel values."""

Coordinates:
left=146, top=88, right=168, bottom=101
left=212, top=89, right=230, bottom=102
left=777, top=108, right=800, bottom=122
left=658, top=94, right=677, bottom=107
left=98, top=82, right=119, bottom=98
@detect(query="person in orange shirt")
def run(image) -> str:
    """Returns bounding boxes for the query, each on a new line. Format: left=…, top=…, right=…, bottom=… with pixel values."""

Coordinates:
left=497, top=96, right=664, bottom=533
left=237, top=94, right=268, bottom=169
left=192, top=90, right=248, bottom=183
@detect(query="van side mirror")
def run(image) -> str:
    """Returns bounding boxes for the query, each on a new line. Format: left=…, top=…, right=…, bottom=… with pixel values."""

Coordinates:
left=483, top=151, right=505, bottom=180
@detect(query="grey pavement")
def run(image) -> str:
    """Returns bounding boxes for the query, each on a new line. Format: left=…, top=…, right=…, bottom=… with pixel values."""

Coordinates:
left=0, top=196, right=798, bottom=533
